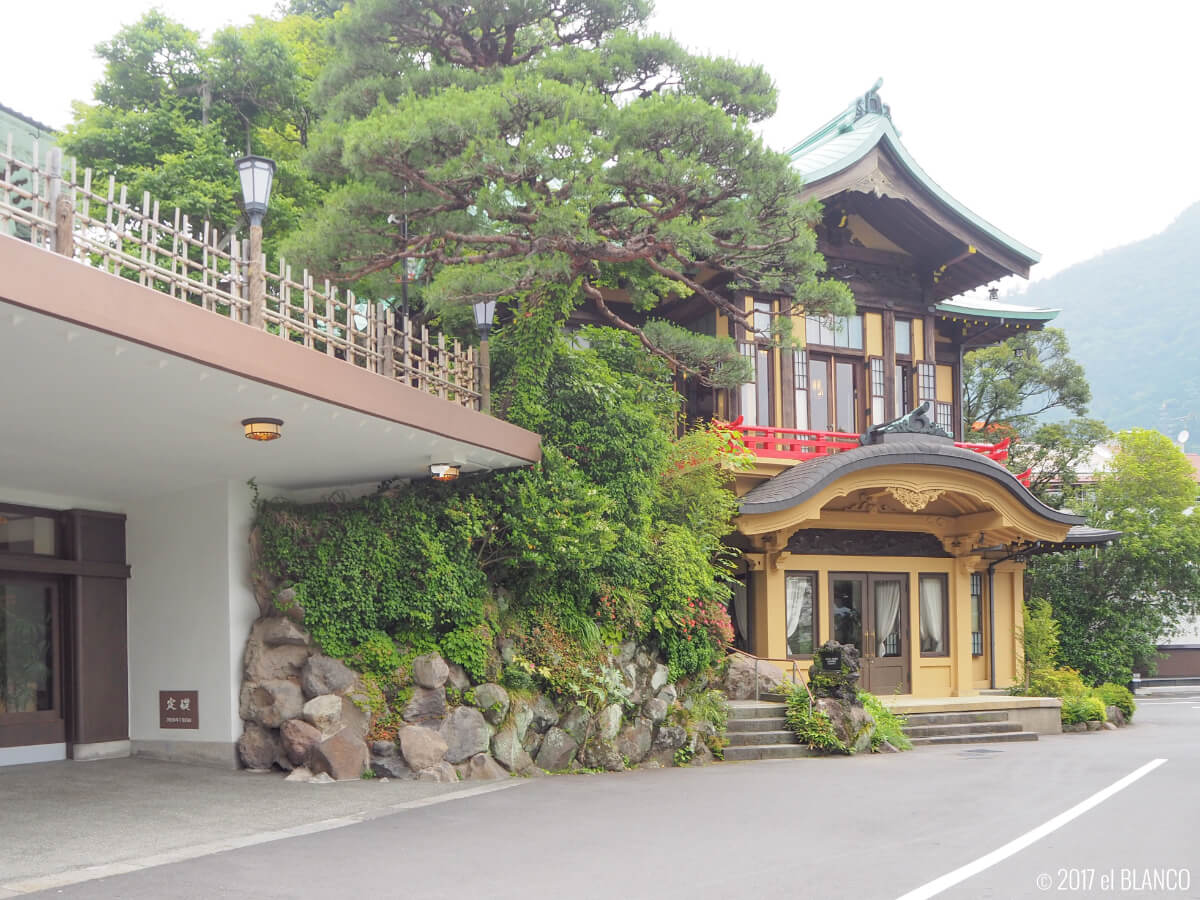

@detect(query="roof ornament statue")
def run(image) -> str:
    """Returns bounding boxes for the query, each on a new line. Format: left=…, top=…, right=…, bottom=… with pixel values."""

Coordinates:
left=860, top=401, right=952, bottom=445
left=853, top=78, right=890, bottom=123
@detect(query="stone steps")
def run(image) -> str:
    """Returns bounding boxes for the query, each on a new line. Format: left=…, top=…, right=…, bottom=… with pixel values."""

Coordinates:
left=726, top=729, right=796, bottom=747
left=726, top=716, right=788, bottom=733
left=728, top=700, right=790, bottom=719
left=904, top=721, right=1024, bottom=738
left=908, top=731, right=1039, bottom=746
left=723, top=743, right=818, bottom=761
left=902, top=711, right=1009, bottom=727
left=900, top=709, right=1039, bottom=746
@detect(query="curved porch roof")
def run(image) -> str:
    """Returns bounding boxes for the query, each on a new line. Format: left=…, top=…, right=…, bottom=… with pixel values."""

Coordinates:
left=736, top=435, right=1089, bottom=552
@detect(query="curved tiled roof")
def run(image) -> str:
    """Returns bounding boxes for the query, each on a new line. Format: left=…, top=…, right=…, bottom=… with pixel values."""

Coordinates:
left=738, top=435, right=1084, bottom=526
left=786, top=83, right=1041, bottom=268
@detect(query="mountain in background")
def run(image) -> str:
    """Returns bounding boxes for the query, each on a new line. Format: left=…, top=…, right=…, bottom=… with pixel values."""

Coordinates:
left=1016, top=202, right=1200, bottom=452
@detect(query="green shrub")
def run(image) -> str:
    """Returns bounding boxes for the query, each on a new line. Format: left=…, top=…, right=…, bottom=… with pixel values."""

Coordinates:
left=500, top=662, right=535, bottom=692
left=1018, top=597, right=1061, bottom=688
left=1094, top=682, right=1136, bottom=721
left=348, top=630, right=403, bottom=687
left=780, top=682, right=846, bottom=754
left=441, top=622, right=495, bottom=683
left=1029, top=666, right=1088, bottom=700
left=858, top=691, right=912, bottom=752
left=1062, top=695, right=1107, bottom=724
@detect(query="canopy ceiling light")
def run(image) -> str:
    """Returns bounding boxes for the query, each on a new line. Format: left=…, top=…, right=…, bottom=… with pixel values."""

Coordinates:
left=242, top=418, right=284, bottom=441
left=429, top=463, right=460, bottom=481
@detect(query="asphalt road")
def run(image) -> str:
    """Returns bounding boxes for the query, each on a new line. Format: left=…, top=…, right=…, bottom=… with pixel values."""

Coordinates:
left=29, top=692, right=1200, bottom=900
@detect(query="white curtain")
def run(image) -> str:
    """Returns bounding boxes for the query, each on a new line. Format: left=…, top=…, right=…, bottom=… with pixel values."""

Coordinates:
left=919, top=577, right=946, bottom=654
left=732, top=580, right=748, bottom=642
left=785, top=575, right=812, bottom=654
left=875, top=581, right=901, bottom=657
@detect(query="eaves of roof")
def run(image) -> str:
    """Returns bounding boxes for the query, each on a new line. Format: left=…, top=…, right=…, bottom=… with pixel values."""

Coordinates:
left=935, top=297, right=1061, bottom=323
left=787, top=103, right=1041, bottom=268
left=0, top=102, right=57, bottom=135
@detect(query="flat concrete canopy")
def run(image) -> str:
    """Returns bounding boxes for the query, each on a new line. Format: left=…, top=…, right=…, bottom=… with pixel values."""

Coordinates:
left=0, top=235, right=541, bottom=503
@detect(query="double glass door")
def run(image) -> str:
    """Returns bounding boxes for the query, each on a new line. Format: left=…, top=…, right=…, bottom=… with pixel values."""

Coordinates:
left=829, top=573, right=909, bottom=694
left=808, top=356, right=859, bottom=434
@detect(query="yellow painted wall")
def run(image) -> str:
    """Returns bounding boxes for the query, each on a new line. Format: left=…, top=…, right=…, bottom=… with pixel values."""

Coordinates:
left=936, top=365, right=953, bottom=403
left=865, top=312, right=883, bottom=358
left=912, top=319, right=924, bottom=362
left=750, top=552, right=1026, bottom=697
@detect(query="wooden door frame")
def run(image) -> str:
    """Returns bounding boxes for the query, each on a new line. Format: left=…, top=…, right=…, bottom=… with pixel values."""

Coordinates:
left=0, top=574, right=66, bottom=748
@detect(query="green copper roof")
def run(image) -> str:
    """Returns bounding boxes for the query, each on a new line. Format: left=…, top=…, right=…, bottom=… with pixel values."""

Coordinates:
left=786, top=80, right=1042, bottom=267
left=935, top=296, right=1059, bottom=322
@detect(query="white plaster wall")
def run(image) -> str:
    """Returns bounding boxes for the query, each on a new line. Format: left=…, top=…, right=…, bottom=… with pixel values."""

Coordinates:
left=225, top=480, right=260, bottom=741
left=126, top=483, right=241, bottom=748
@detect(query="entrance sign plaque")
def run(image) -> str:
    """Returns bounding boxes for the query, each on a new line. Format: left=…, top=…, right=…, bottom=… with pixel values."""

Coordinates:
left=159, top=691, right=199, bottom=729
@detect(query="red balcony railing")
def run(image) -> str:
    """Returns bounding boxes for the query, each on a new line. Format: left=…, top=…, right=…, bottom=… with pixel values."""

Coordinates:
left=724, top=420, right=1033, bottom=488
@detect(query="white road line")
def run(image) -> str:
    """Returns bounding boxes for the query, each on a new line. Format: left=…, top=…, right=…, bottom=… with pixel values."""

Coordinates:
left=893, top=758, right=1168, bottom=900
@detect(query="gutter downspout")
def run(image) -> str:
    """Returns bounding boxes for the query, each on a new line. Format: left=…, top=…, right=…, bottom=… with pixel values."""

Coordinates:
left=987, top=544, right=1032, bottom=690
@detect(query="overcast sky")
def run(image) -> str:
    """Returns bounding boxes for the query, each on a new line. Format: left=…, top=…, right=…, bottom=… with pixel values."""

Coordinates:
left=6, top=0, right=1199, bottom=286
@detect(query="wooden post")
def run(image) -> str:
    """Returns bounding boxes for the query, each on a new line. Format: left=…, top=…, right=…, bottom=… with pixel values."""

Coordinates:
left=248, top=221, right=265, bottom=329
left=46, top=148, right=75, bottom=257
left=478, top=334, right=491, bottom=415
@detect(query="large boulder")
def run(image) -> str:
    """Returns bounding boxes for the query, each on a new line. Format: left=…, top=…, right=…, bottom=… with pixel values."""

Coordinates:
left=301, top=655, right=358, bottom=699
left=240, top=680, right=305, bottom=729
left=559, top=707, right=591, bottom=745
left=642, top=698, right=668, bottom=726
left=301, top=694, right=344, bottom=734
left=464, top=753, right=508, bottom=781
left=652, top=725, right=687, bottom=751
left=814, top=698, right=875, bottom=753
left=522, top=729, right=544, bottom=758
left=412, top=653, right=450, bottom=689
left=1105, top=705, right=1127, bottom=727
left=403, top=686, right=447, bottom=724
left=280, top=718, right=323, bottom=767
left=616, top=720, right=653, bottom=765
left=491, top=726, right=534, bottom=772
left=472, top=683, right=511, bottom=725
left=339, top=695, right=371, bottom=739
left=440, top=706, right=493, bottom=764
left=398, top=725, right=448, bottom=771
left=259, top=617, right=310, bottom=647
left=650, top=664, right=670, bottom=693
left=579, top=737, right=624, bottom=772
left=656, top=684, right=678, bottom=707
left=371, top=755, right=413, bottom=779
left=237, top=722, right=282, bottom=770
left=309, top=728, right=369, bottom=781
left=534, top=726, right=579, bottom=771
left=529, top=695, right=559, bottom=733
left=511, top=697, right=535, bottom=741
left=723, top=654, right=784, bottom=700
left=446, top=662, right=472, bottom=693
left=417, top=761, right=458, bottom=783
left=596, top=704, right=622, bottom=741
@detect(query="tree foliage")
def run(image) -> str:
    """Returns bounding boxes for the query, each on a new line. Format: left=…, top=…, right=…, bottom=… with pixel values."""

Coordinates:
left=286, top=0, right=852, bottom=379
left=1029, top=429, right=1200, bottom=683
left=60, top=10, right=332, bottom=249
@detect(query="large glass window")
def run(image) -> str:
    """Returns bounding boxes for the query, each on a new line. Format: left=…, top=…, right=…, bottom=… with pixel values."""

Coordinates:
left=831, top=577, right=863, bottom=652
left=919, top=574, right=949, bottom=657
left=808, top=358, right=830, bottom=431
left=753, top=300, right=772, bottom=336
left=869, top=358, right=885, bottom=425
left=834, top=361, right=856, bottom=433
left=0, top=581, right=56, bottom=714
left=785, top=573, right=815, bottom=657
left=970, top=573, right=984, bottom=657
left=792, top=350, right=809, bottom=430
left=805, top=314, right=863, bottom=350
left=738, top=342, right=757, bottom=426
left=755, top=347, right=771, bottom=427
left=916, top=362, right=937, bottom=408
left=895, top=318, right=912, bottom=356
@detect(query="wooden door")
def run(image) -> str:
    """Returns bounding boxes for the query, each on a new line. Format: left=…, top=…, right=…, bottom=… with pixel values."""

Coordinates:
left=0, top=577, right=65, bottom=748
left=829, top=573, right=909, bottom=694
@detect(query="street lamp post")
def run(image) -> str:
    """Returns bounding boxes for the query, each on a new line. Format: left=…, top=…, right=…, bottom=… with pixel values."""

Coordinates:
left=472, top=300, right=496, bottom=415
left=236, top=155, right=276, bottom=329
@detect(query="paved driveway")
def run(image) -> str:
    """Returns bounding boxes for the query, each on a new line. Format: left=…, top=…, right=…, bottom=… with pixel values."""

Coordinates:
left=5, top=691, right=1198, bottom=899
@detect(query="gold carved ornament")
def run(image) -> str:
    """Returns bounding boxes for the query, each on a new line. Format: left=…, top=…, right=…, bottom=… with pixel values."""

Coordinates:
left=887, top=487, right=945, bottom=512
